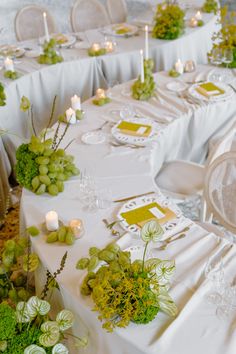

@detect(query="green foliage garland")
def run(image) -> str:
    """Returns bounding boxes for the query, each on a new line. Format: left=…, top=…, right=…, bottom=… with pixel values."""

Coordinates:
left=88, top=47, right=107, bottom=57
left=202, top=0, right=218, bottom=14
left=4, top=70, right=19, bottom=80
left=152, top=3, right=185, bottom=40
left=131, top=59, right=156, bottom=100
left=92, top=96, right=111, bottom=106
left=0, top=83, right=6, bottom=106
left=38, top=39, right=63, bottom=65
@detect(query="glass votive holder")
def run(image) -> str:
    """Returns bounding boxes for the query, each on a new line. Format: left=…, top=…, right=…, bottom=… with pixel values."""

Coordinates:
left=69, top=219, right=84, bottom=238
left=184, top=60, right=196, bottom=73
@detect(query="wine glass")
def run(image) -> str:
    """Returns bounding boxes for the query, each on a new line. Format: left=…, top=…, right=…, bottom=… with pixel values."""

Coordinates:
left=222, top=48, right=233, bottom=69
left=210, top=47, right=224, bottom=82
left=120, top=104, right=136, bottom=120
left=204, top=256, right=225, bottom=305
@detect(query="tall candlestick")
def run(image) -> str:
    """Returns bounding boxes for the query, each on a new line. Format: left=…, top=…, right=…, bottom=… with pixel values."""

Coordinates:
left=43, top=12, right=50, bottom=42
left=71, top=95, right=81, bottom=110
left=4, top=57, right=14, bottom=72
left=195, top=11, right=202, bottom=21
left=140, top=49, right=144, bottom=83
left=45, top=211, right=59, bottom=231
left=145, top=25, right=149, bottom=60
left=66, top=107, right=76, bottom=124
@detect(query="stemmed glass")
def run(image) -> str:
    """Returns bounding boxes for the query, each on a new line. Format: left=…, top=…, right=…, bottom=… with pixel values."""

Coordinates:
left=222, top=48, right=233, bottom=69
left=210, top=47, right=224, bottom=82
left=204, top=256, right=225, bottom=305
left=120, top=104, right=136, bottom=120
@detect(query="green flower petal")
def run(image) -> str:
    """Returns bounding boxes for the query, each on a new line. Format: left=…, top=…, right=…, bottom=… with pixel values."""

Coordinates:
left=52, top=343, right=69, bottom=354
left=56, top=310, right=74, bottom=331
left=16, top=302, right=31, bottom=323
left=141, top=220, right=164, bottom=242
left=159, top=286, right=178, bottom=316
left=24, top=344, right=46, bottom=354
left=27, top=296, right=50, bottom=318
left=155, top=260, right=175, bottom=284
left=39, top=321, right=60, bottom=347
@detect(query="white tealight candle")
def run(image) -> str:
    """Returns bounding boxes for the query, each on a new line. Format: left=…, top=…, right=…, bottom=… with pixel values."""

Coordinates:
left=190, top=17, right=198, bottom=27
left=96, top=88, right=106, bottom=99
left=195, top=11, right=202, bottom=21
left=91, top=43, right=100, bottom=52
left=43, top=12, right=50, bottom=42
left=69, top=219, right=84, bottom=238
left=45, top=211, right=59, bottom=231
left=140, top=49, right=145, bottom=83
left=71, top=95, right=81, bottom=111
left=104, top=41, right=113, bottom=53
left=4, top=57, right=14, bottom=72
left=174, top=58, right=184, bottom=74
left=145, top=25, right=149, bottom=60
left=66, top=107, right=76, bottom=124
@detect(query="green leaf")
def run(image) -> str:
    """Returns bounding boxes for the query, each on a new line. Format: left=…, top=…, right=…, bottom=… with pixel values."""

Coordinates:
left=20, top=96, right=30, bottom=111
left=155, top=260, right=175, bottom=284
left=56, top=309, right=74, bottom=331
left=27, top=296, right=50, bottom=318
left=141, top=220, right=164, bottom=242
left=23, top=253, right=40, bottom=272
left=16, top=302, right=31, bottom=323
left=159, top=286, right=178, bottom=317
left=39, top=321, right=60, bottom=347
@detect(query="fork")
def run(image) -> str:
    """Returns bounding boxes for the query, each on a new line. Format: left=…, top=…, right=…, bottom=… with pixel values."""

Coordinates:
left=102, top=218, right=121, bottom=236
left=155, top=226, right=190, bottom=251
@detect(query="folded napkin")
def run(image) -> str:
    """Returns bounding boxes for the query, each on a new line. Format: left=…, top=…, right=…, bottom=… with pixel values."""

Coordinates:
left=195, top=82, right=225, bottom=98
left=117, top=121, right=152, bottom=137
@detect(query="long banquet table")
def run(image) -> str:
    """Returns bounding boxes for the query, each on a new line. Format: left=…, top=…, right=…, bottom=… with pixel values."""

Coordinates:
left=20, top=65, right=236, bottom=353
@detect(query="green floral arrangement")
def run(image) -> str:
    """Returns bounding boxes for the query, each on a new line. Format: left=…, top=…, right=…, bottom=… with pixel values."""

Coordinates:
left=0, top=228, right=40, bottom=304
left=15, top=96, right=80, bottom=196
left=76, top=220, right=177, bottom=332
left=202, top=0, right=218, bottom=14
left=4, top=70, right=20, bottom=80
left=88, top=47, right=107, bottom=57
left=0, top=83, right=6, bottom=106
left=58, top=109, right=84, bottom=123
left=131, top=59, right=156, bottom=100
left=92, top=97, right=111, bottom=106
left=152, top=3, right=185, bottom=40
left=197, top=20, right=204, bottom=27
left=38, top=39, right=63, bottom=65
left=209, top=8, right=236, bottom=68
left=168, top=69, right=181, bottom=77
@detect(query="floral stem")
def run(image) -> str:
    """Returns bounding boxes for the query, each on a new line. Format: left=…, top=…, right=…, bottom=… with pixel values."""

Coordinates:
left=142, top=241, right=149, bottom=273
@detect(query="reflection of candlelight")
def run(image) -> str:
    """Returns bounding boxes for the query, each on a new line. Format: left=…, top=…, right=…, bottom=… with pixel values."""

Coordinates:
left=195, top=11, right=202, bottom=20
left=96, top=88, right=106, bottom=99
left=174, top=58, right=184, bottom=74
left=45, top=211, right=59, bottom=231
left=190, top=17, right=198, bottom=27
left=4, top=57, right=14, bottom=71
left=66, top=107, right=76, bottom=124
left=140, top=49, right=144, bottom=83
left=43, top=12, right=50, bottom=42
left=104, top=41, right=113, bottom=53
left=91, top=43, right=100, bottom=52
left=71, top=95, right=81, bottom=110
left=69, top=219, right=84, bottom=238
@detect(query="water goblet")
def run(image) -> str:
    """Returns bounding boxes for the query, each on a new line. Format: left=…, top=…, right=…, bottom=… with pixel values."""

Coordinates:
left=222, top=48, right=233, bottom=69
left=120, top=104, right=135, bottom=120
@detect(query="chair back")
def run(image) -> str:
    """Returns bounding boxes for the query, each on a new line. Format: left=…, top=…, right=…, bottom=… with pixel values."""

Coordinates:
left=204, top=151, right=236, bottom=234
left=207, top=121, right=236, bottom=166
left=71, top=0, right=110, bottom=32
left=15, top=5, right=56, bottom=41
left=106, top=0, right=127, bottom=24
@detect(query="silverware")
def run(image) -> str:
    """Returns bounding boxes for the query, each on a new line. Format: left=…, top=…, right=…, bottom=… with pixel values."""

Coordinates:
left=113, top=191, right=156, bottom=203
left=102, top=218, right=120, bottom=236
left=110, top=142, right=145, bottom=149
left=155, top=226, right=190, bottom=251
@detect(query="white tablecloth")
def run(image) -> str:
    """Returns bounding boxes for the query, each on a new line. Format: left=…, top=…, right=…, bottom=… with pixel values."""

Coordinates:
left=20, top=65, right=236, bottom=353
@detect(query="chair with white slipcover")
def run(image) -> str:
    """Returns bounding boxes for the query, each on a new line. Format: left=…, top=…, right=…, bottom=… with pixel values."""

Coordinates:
left=204, top=151, right=236, bottom=235
left=15, top=5, right=56, bottom=41
left=155, top=120, right=236, bottom=221
left=106, top=0, right=128, bottom=24
left=71, top=0, right=110, bottom=32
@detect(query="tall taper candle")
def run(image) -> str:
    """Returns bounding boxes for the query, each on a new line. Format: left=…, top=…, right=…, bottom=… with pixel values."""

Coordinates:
left=145, top=25, right=149, bottom=60
left=140, top=49, right=144, bottom=83
left=43, top=12, right=50, bottom=42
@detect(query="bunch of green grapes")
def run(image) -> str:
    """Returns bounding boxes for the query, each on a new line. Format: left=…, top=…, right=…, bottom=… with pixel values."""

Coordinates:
left=46, top=225, right=76, bottom=245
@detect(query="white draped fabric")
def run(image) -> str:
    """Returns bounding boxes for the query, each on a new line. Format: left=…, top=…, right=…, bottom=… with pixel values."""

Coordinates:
left=19, top=65, right=236, bottom=354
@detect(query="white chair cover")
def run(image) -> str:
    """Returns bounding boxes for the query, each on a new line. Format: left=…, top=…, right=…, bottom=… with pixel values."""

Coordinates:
left=204, top=151, right=236, bottom=234
left=15, top=5, right=56, bottom=41
left=106, top=0, right=127, bottom=24
left=71, top=0, right=110, bottom=32
left=0, top=138, right=11, bottom=224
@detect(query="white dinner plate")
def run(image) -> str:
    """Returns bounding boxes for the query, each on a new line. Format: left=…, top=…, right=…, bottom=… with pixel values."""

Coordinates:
left=39, top=33, right=76, bottom=47
left=188, top=81, right=234, bottom=102
left=111, top=117, right=161, bottom=146
left=117, top=192, right=189, bottom=239
left=102, top=23, right=138, bottom=37
left=166, top=81, right=188, bottom=92
left=0, top=45, right=25, bottom=58
left=81, top=131, right=106, bottom=145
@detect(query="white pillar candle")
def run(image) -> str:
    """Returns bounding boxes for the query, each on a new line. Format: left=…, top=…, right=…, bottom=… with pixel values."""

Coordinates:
left=145, top=25, right=149, bottom=60
left=91, top=43, right=100, bottom=52
left=43, top=12, right=50, bottom=42
left=45, top=211, right=59, bottom=231
left=174, top=58, right=184, bottom=74
left=96, top=88, right=106, bottom=99
left=140, top=49, right=145, bottom=83
left=66, top=107, right=76, bottom=124
left=4, top=57, right=14, bottom=72
left=195, top=11, right=202, bottom=21
left=71, top=95, right=81, bottom=110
